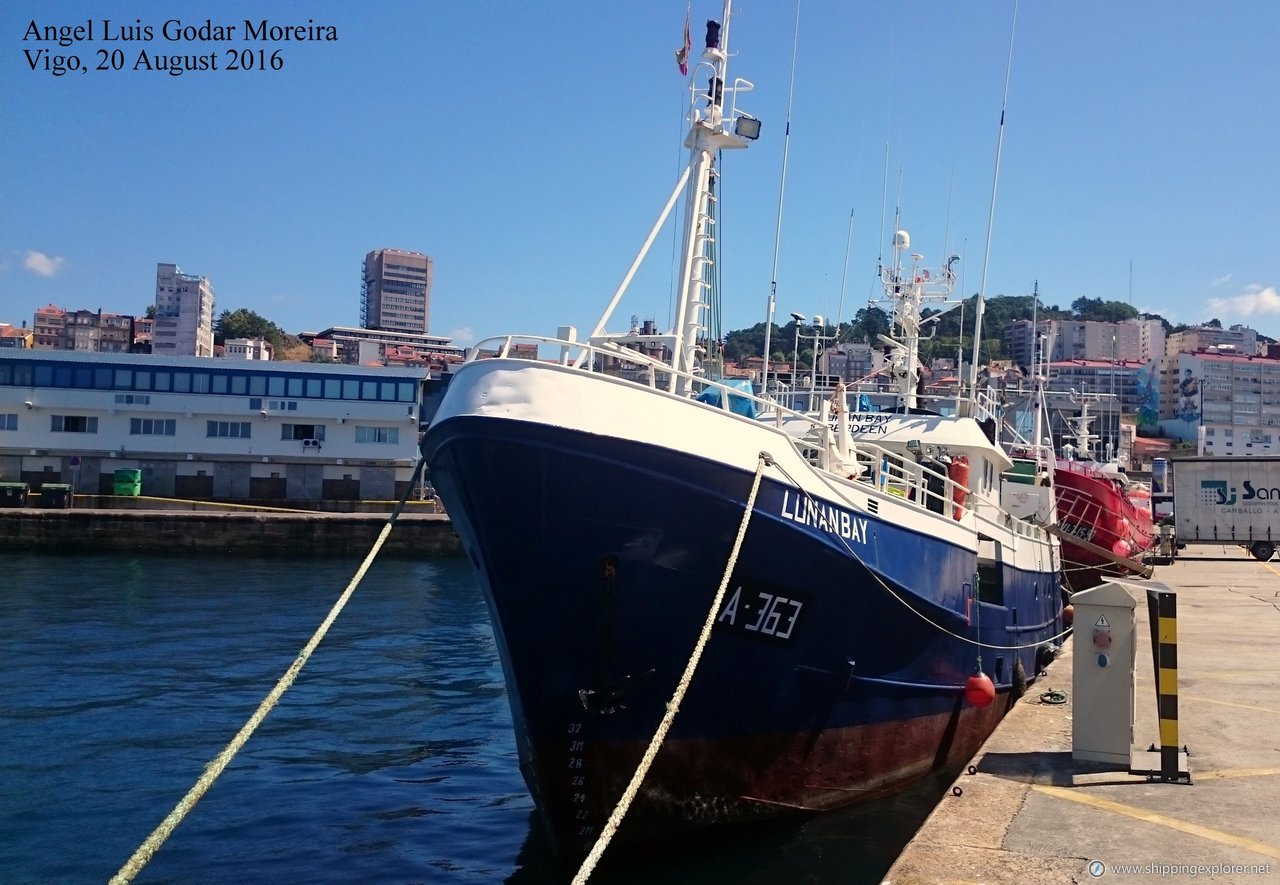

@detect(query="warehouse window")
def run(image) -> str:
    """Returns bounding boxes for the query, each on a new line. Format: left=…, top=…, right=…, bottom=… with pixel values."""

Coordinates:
left=206, top=421, right=251, bottom=439
left=355, top=426, right=399, bottom=444
left=51, top=415, right=98, bottom=433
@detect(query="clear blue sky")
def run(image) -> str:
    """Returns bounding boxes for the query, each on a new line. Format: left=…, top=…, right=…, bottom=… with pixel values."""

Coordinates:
left=3, top=1, right=1278, bottom=347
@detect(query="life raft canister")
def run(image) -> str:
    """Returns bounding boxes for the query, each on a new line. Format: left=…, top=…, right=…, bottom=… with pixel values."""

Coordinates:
left=948, top=454, right=970, bottom=520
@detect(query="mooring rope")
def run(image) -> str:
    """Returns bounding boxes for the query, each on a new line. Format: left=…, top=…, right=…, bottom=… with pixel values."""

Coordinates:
left=110, top=456, right=428, bottom=885
left=1039, top=688, right=1068, bottom=705
left=571, top=452, right=772, bottom=883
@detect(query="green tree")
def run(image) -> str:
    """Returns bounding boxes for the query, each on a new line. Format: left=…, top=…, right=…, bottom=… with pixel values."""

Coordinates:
left=1070, top=296, right=1139, bottom=323
left=850, top=306, right=891, bottom=343
left=214, top=308, right=286, bottom=348
left=724, top=322, right=773, bottom=364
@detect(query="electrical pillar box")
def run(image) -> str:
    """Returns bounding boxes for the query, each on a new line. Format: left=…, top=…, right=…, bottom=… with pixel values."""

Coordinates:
left=1071, top=580, right=1139, bottom=765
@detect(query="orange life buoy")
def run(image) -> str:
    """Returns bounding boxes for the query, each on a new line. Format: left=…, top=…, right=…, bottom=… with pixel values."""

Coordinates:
left=948, top=454, right=970, bottom=520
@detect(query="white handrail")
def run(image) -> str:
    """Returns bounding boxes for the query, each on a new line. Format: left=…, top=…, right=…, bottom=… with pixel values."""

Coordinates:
left=460, top=333, right=1048, bottom=545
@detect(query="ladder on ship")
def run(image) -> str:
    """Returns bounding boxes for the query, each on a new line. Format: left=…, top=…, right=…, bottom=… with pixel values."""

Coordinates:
left=1045, top=522, right=1154, bottom=580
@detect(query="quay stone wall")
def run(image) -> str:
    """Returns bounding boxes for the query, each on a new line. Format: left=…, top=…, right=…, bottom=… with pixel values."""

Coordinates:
left=0, top=509, right=462, bottom=558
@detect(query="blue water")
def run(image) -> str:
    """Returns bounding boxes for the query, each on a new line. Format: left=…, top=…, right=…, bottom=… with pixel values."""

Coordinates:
left=0, top=553, right=949, bottom=884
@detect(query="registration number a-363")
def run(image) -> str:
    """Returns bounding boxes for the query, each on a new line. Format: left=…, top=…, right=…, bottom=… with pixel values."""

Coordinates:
left=716, top=585, right=804, bottom=641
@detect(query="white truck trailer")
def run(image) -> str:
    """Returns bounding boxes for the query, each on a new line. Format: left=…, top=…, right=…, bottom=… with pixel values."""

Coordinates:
left=1170, top=456, right=1280, bottom=561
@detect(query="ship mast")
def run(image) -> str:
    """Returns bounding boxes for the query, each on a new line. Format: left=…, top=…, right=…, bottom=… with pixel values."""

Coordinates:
left=966, top=1, right=1019, bottom=414
left=670, top=0, right=755, bottom=393
left=880, top=230, right=959, bottom=412
left=583, top=0, right=757, bottom=394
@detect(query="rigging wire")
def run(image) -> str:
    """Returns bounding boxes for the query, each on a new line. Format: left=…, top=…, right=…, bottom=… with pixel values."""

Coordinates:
left=968, top=0, right=1019, bottom=392
left=759, top=0, right=803, bottom=392
left=831, top=208, right=854, bottom=341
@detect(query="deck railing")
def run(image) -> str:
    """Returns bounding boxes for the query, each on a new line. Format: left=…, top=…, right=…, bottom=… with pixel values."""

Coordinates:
left=466, top=334, right=1048, bottom=545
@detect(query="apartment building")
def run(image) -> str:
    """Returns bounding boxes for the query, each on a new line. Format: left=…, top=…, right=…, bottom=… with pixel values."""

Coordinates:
left=1005, top=318, right=1164, bottom=369
left=1166, top=323, right=1258, bottom=357
left=1156, top=350, right=1280, bottom=452
left=361, top=249, right=433, bottom=334
left=223, top=337, right=274, bottom=360
left=32, top=307, right=138, bottom=353
left=153, top=263, right=215, bottom=357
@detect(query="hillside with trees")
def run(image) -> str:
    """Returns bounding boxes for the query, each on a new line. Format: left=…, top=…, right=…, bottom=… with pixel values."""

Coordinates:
left=213, top=308, right=309, bottom=361
left=724, top=295, right=1184, bottom=371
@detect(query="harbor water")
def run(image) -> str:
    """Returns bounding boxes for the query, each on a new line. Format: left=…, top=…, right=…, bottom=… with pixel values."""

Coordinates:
left=0, top=552, right=953, bottom=883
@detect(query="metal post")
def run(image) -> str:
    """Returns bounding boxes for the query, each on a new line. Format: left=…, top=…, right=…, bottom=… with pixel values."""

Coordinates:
left=1129, top=586, right=1191, bottom=783
left=792, top=327, right=800, bottom=387
left=1147, top=589, right=1180, bottom=780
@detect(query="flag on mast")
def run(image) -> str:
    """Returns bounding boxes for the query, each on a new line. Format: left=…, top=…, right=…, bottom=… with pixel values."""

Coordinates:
left=674, top=6, right=691, bottom=75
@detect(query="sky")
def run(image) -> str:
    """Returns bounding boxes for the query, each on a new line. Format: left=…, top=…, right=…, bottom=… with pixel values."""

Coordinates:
left=2, top=0, right=1278, bottom=349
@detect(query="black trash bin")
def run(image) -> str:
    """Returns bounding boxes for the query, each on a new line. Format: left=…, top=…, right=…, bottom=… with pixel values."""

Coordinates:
left=0, top=482, right=29, bottom=507
left=39, top=483, right=73, bottom=509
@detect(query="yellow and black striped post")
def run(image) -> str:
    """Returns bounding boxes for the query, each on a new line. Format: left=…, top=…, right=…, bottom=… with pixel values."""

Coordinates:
left=1146, top=588, right=1188, bottom=782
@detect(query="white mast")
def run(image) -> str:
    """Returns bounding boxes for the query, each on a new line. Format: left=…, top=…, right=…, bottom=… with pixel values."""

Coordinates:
left=583, top=0, right=756, bottom=389
left=967, top=1, right=1019, bottom=408
left=880, top=230, right=958, bottom=412
left=669, top=0, right=754, bottom=393
left=759, top=0, right=802, bottom=394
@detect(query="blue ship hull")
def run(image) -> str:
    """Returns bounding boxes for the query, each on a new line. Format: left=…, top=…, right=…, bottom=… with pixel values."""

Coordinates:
left=425, top=415, right=1063, bottom=857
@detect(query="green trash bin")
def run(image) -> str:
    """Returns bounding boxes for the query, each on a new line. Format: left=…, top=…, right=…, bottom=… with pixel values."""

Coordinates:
left=113, top=468, right=142, bottom=497
left=39, top=483, right=73, bottom=509
left=0, top=482, right=29, bottom=507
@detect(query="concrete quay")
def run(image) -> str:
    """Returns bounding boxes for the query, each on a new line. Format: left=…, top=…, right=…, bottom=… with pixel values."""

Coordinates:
left=887, top=547, right=1280, bottom=884
left=0, top=500, right=462, bottom=557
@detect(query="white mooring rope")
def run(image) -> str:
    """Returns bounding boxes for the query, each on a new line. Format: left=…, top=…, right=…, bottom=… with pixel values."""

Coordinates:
left=110, top=458, right=425, bottom=884
left=572, top=452, right=772, bottom=883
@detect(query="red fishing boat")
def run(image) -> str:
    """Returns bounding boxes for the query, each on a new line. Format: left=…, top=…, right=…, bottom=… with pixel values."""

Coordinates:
left=1053, top=401, right=1156, bottom=591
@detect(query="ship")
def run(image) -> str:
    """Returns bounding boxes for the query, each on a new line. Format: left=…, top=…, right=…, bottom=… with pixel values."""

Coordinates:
left=1052, top=399, right=1157, bottom=590
left=423, top=2, right=1065, bottom=860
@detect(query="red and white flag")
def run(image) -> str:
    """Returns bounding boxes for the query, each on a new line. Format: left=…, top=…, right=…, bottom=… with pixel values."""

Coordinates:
left=674, top=6, right=691, bottom=75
